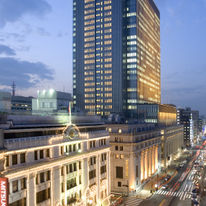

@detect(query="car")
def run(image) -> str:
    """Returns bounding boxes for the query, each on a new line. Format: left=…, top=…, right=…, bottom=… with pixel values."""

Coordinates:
left=192, top=188, right=200, bottom=194
left=164, top=175, right=171, bottom=181
left=192, top=193, right=197, bottom=199
left=162, top=184, right=168, bottom=190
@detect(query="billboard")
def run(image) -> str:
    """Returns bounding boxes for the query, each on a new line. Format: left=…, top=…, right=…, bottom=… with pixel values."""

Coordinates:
left=0, top=177, right=8, bottom=206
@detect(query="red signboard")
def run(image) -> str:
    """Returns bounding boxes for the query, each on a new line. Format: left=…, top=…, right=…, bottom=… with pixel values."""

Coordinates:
left=0, top=178, right=8, bottom=206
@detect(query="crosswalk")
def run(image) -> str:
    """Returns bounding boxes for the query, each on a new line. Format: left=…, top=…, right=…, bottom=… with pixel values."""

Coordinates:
left=125, top=197, right=143, bottom=206
left=154, top=190, right=192, bottom=200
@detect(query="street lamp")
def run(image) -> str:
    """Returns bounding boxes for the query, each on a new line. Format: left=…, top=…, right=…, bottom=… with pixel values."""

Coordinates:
left=155, top=184, right=158, bottom=191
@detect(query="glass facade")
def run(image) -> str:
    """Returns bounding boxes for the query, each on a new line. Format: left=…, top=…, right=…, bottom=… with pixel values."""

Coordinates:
left=73, top=0, right=160, bottom=117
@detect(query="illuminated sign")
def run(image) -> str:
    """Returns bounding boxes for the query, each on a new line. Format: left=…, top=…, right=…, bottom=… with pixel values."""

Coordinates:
left=0, top=178, right=8, bottom=206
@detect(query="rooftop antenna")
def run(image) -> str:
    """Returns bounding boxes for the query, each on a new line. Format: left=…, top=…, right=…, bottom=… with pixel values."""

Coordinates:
left=11, top=81, right=16, bottom=96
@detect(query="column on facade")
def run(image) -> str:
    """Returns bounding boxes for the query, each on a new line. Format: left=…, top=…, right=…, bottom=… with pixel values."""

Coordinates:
left=51, top=166, right=61, bottom=206
left=147, top=149, right=150, bottom=178
left=96, top=154, right=100, bottom=202
left=140, top=151, right=144, bottom=181
left=144, top=149, right=148, bottom=180
left=148, top=147, right=152, bottom=177
left=107, top=151, right=110, bottom=196
left=152, top=146, right=155, bottom=174
left=129, top=152, right=136, bottom=191
left=155, top=146, right=158, bottom=170
left=28, top=173, right=36, bottom=206
left=83, top=158, right=88, bottom=200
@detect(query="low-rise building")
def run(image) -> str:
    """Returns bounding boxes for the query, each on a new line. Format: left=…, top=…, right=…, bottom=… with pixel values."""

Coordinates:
left=107, top=124, right=161, bottom=195
left=32, top=89, right=72, bottom=115
left=0, top=115, right=110, bottom=206
left=0, top=91, right=11, bottom=112
left=11, top=96, right=32, bottom=112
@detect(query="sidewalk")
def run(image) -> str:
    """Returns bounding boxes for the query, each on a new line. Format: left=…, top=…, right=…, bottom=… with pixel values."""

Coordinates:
left=136, top=169, right=177, bottom=199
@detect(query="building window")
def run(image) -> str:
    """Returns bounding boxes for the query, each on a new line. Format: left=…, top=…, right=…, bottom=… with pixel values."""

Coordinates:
left=118, top=182, right=122, bottom=187
left=12, top=180, right=18, bottom=193
left=67, top=178, right=77, bottom=190
left=34, top=151, right=38, bottom=160
left=10, top=198, right=26, bottom=206
left=12, top=154, right=18, bottom=165
left=101, top=165, right=106, bottom=174
left=79, top=161, right=82, bottom=170
left=90, top=157, right=96, bottom=165
left=36, top=188, right=50, bottom=204
left=120, top=146, right=123, bottom=151
left=136, top=166, right=138, bottom=178
left=5, top=156, right=9, bottom=167
left=101, top=153, right=107, bottom=161
left=69, top=164, right=73, bottom=173
left=40, top=173, right=45, bottom=183
left=46, top=171, right=50, bottom=181
left=20, top=153, right=26, bottom=164
left=78, top=143, right=81, bottom=150
left=115, top=146, right=118, bottom=151
left=21, top=178, right=26, bottom=190
left=74, top=163, right=77, bottom=172
left=46, top=149, right=50, bottom=158
left=61, top=167, right=64, bottom=176
left=61, top=182, right=65, bottom=193
left=73, top=144, right=76, bottom=152
left=40, top=150, right=44, bottom=159
left=89, top=169, right=96, bottom=180
left=116, top=167, right=123, bottom=179
left=79, top=175, right=82, bottom=184
left=61, top=146, right=64, bottom=155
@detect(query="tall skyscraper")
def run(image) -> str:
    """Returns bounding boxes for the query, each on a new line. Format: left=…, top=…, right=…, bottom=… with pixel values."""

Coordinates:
left=73, top=0, right=160, bottom=117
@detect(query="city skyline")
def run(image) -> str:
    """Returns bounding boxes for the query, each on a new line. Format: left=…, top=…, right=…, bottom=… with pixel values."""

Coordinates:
left=0, top=0, right=206, bottom=114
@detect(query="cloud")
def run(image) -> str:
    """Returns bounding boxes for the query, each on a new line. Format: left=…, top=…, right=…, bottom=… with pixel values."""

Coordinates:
left=0, top=44, right=16, bottom=56
left=0, top=0, right=51, bottom=28
left=36, top=27, right=50, bottom=36
left=0, top=57, right=54, bottom=88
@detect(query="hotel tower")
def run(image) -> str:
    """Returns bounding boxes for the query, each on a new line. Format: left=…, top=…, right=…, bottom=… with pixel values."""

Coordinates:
left=73, top=0, right=160, bottom=117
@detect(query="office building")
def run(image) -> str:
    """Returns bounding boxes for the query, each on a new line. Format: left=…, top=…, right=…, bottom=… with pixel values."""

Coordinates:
left=0, top=91, right=11, bottom=112
left=107, top=124, right=161, bottom=195
left=11, top=95, right=32, bottom=112
left=0, top=115, right=110, bottom=206
left=32, top=89, right=72, bottom=115
left=177, top=107, right=200, bottom=147
left=73, top=0, right=160, bottom=117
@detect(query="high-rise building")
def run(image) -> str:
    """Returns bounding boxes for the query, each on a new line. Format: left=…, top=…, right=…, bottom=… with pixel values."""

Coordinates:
left=177, top=107, right=200, bottom=146
left=73, top=0, right=160, bottom=117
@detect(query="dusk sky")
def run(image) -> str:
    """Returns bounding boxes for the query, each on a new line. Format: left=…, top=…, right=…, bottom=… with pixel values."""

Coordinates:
left=0, top=0, right=206, bottom=114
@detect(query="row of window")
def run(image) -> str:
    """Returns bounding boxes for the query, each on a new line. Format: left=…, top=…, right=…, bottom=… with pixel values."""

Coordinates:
left=5, top=149, right=50, bottom=167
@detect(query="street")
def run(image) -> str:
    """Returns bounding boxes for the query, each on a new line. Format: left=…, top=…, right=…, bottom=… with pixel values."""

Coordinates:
left=138, top=147, right=205, bottom=206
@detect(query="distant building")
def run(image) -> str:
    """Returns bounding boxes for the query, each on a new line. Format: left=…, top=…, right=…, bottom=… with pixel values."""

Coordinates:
left=177, top=107, right=199, bottom=146
left=11, top=95, right=32, bottom=112
left=32, top=89, right=72, bottom=115
left=0, top=115, right=110, bottom=206
left=0, top=91, right=11, bottom=112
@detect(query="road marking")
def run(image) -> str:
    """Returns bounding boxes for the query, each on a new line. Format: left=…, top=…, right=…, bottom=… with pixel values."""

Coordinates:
left=180, top=192, right=184, bottom=200
left=184, top=184, right=188, bottom=191
left=182, top=192, right=187, bottom=200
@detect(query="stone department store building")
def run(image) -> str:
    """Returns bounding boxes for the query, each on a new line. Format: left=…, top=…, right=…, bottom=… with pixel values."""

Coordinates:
left=0, top=115, right=110, bottom=206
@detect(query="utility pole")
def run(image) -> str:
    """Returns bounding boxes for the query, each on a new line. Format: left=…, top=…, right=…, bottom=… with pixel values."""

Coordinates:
left=11, top=81, right=16, bottom=96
